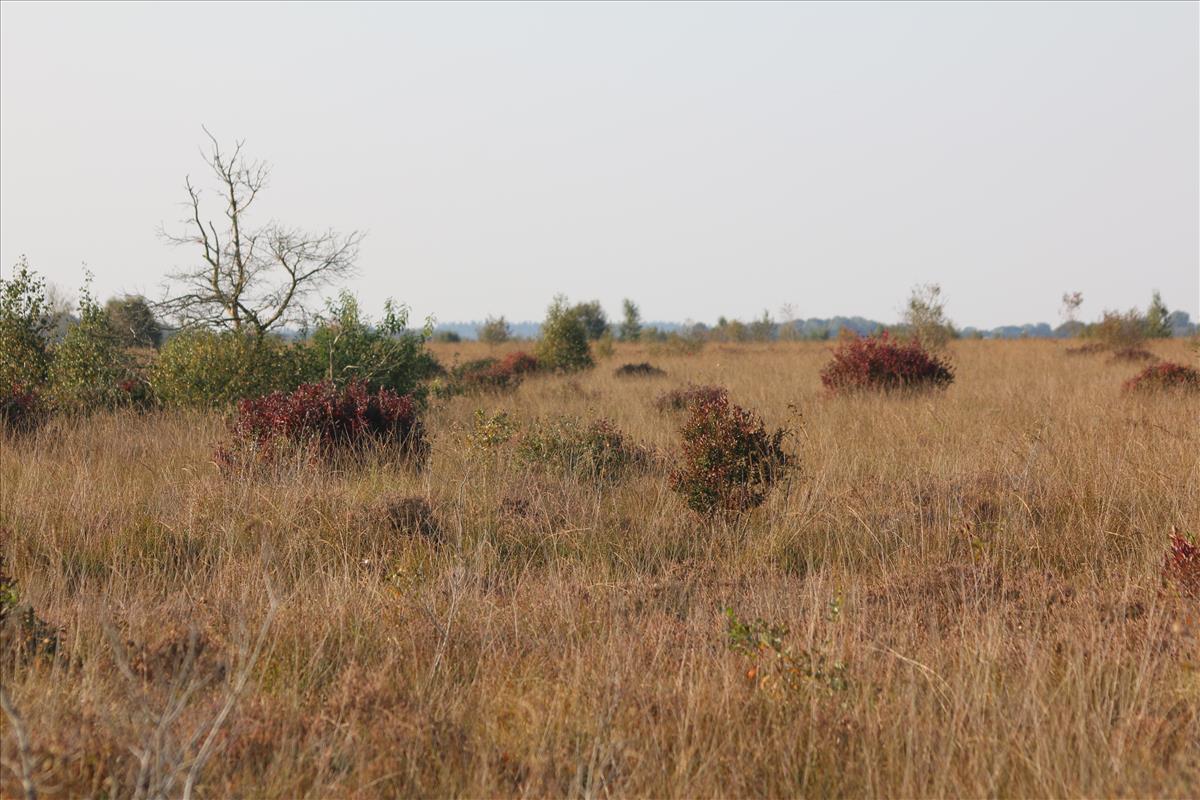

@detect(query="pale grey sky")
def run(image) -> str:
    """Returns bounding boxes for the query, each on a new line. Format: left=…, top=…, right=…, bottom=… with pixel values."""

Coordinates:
left=1, top=1, right=1196, bottom=327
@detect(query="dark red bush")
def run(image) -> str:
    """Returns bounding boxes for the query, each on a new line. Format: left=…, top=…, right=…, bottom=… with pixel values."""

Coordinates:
left=819, top=333, right=954, bottom=393
left=1, top=384, right=43, bottom=434
left=654, top=384, right=728, bottom=413
left=497, top=351, right=539, bottom=376
left=615, top=362, right=666, bottom=378
left=216, top=380, right=426, bottom=468
left=452, top=351, right=539, bottom=392
left=1163, top=529, right=1199, bottom=599
left=1123, top=362, right=1200, bottom=394
left=669, top=393, right=794, bottom=515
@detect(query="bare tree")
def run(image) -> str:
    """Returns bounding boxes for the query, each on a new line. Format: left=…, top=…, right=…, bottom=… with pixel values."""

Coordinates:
left=159, top=130, right=362, bottom=337
left=1060, top=291, right=1083, bottom=324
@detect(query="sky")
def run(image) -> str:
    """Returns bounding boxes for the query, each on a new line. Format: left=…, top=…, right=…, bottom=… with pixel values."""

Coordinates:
left=1, top=1, right=1196, bottom=329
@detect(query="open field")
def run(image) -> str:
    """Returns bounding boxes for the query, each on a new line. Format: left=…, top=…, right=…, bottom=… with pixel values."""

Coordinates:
left=2, top=338, right=1198, bottom=798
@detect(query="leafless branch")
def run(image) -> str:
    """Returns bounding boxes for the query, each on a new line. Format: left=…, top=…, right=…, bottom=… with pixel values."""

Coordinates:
left=158, top=130, right=359, bottom=337
left=0, top=685, right=37, bottom=800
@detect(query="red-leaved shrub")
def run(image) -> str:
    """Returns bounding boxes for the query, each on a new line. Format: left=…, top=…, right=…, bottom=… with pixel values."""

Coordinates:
left=820, top=333, right=954, bottom=393
left=1163, top=529, right=1199, bottom=599
left=669, top=393, right=794, bottom=515
left=1, top=384, right=43, bottom=434
left=452, top=351, right=540, bottom=393
left=1123, top=362, right=1200, bottom=394
left=216, top=380, right=426, bottom=469
left=654, top=384, right=728, bottom=414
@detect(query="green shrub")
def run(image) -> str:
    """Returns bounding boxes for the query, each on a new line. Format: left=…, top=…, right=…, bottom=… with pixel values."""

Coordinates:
left=1144, top=291, right=1172, bottom=339
left=517, top=416, right=649, bottom=482
left=536, top=295, right=593, bottom=372
left=478, top=316, right=511, bottom=345
left=46, top=279, right=137, bottom=414
left=151, top=329, right=305, bottom=408
left=1087, top=309, right=1146, bottom=350
left=570, top=300, right=610, bottom=340
left=619, top=299, right=642, bottom=342
left=467, top=409, right=520, bottom=450
left=106, top=294, right=163, bottom=349
left=0, top=256, right=53, bottom=395
left=902, top=283, right=955, bottom=350
left=303, top=292, right=440, bottom=398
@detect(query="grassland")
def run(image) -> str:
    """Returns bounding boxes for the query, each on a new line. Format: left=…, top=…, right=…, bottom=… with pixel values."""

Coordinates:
left=1, top=338, right=1197, bottom=798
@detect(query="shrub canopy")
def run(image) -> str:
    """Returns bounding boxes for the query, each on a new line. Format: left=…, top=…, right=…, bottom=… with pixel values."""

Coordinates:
left=304, top=292, right=439, bottom=398
left=536, top=295, right=593, bottom=372
left=217, top=380, right=426, bottom=468
left=151, top=329, right=305, bottom=409
left=0, top=257, right=53, bottom=395
left=820, top=333, right=954, bottom=393
left=46, top=281, right=138, bottom=414
left=1122, top=362, right=1200, bottom=394
left=669, top=393, right=793, bottom=515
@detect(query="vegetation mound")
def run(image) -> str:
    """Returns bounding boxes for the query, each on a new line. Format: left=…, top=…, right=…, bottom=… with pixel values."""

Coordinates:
left=614, top=362, right=666, bottom=378
left=820, top=333, right=954, bottom=393
left=1122, top=362, right=1200, bottom=394
left=216, top=380, right=427, bottom=469
left=654, top=384, right=727, bottom=413
left=669, top=392, right=793, bottom=515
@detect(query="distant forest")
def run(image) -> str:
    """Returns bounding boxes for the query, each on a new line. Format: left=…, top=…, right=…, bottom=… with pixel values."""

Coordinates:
left=433, top=311, right=1197, bottom=342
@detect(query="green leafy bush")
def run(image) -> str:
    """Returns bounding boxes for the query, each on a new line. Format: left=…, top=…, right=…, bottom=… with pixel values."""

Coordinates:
left=902, top=283, right=955, bottom=350
left=150, top=329, right=305, bottom=409
left=725, top=608, right=848, bottom=696
left=303, top=292, right=440, bottom=397
left=517, top=417, right=649, bottom=482
left=1088, top=309, right=1147, bottom=350
left=570, top=300, right=610, bottom=341
left=619, top=299, right=642, bottom=342
left=46, top=279, right=138, bottom=414
left=1144, top=291, right=1172, bottom=339
left=0, top=256, right=53, bottom=395
left=106, top=294, right=163, bottom=349
left=536, top=295, right=593, bottom=372
left=478, top=316, right=511, bottom=345
left=466, top=409, right=520, bottom=450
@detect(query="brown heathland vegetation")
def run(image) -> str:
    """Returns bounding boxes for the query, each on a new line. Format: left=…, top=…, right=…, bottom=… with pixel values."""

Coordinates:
left=2, top=338, right=1198, bottom=798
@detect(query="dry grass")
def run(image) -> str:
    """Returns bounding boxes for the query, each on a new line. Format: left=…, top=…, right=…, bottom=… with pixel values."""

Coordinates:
left=2, top=339, right=1198, bottom=798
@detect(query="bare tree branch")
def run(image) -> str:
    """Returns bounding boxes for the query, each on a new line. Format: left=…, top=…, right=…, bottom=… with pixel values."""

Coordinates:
left=158, top=131, right=359, bottom=337
left=0, top=685, right=37, bottom=800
